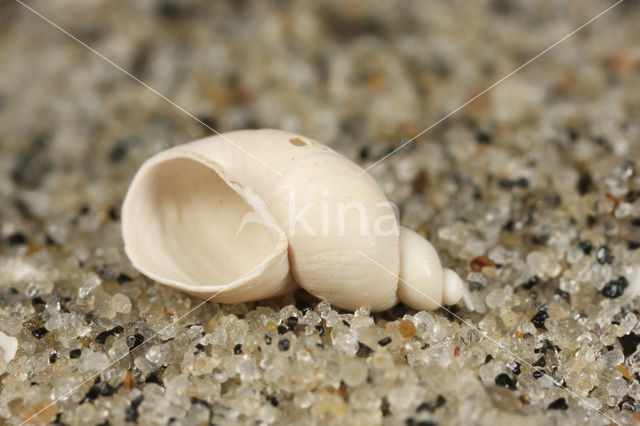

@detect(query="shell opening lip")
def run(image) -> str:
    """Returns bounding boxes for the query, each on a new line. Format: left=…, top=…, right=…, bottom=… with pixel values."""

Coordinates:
left=121, top=149, right=288, bottom=295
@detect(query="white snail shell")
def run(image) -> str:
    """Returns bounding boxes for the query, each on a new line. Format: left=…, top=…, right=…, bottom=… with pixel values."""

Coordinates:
left=122, top=129, right=463, bottom=312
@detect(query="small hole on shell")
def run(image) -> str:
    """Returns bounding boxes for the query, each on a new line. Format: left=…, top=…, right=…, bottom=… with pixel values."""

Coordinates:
left=289, top=137, right=307, bottom=147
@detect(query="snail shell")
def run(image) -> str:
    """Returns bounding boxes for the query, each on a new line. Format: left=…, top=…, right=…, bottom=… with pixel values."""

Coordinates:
left=122, top=129, right=463, bottom=311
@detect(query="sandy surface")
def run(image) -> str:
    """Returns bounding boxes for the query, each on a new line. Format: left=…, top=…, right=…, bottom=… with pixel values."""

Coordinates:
left=1, top=0, right=640, bottom=424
